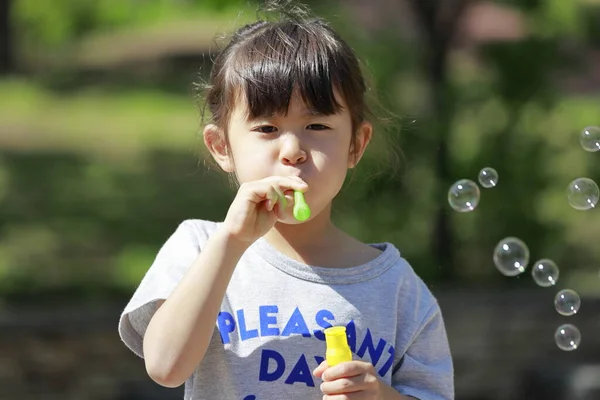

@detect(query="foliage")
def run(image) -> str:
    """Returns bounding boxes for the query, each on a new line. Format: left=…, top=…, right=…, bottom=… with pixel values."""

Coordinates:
left=12, top=0, right=250, bottom=49
left=1, top=0, right=600, bottom=301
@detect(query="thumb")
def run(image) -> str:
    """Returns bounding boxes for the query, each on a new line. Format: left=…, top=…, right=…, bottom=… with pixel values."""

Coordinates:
left=312, top=360, right=329, bottom=378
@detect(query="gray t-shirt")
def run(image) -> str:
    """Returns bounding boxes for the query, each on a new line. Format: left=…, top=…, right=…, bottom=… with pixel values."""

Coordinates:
left=119, top=219, right=454, bottom=400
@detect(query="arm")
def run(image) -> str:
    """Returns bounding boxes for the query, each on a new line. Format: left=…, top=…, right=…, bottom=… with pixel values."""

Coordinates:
left=138, top=176, right=308, bottom=388
left=142, top=228, right=249, bottom=388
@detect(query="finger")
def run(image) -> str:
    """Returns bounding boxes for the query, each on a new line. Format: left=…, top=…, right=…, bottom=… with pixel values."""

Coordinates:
left=323, top=395, right=368, bottom=400
left=272, top=176, right=308, bottom=192
left=239, top=177, right=307, bottom=205
left=272, top=185, right=287, bottom=209
left=290, top=175, right=308, bottom=187
left=265, top=179, right=302, bottom=214
left=313, top=360, right=329, bottom=378
left=265, top=187, right=279, bottom=211
left=322, top=361, right=368, bottom=382
left=242, top=181, right=280, bottom=208
left=320, top=375, right=367, bottom=395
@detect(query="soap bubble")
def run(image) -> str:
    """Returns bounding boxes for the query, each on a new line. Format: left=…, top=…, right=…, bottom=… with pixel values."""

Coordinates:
left=566, top=178, right=599, bottom=210
left=580, top=126, right=600, bottom=152
left=478, top=167, right=498, bottom=188
left=448, top=179, right=480, bottom=212
left=531, top=259, right=559, bottom=287
left=554, top=324, right=581, bottom=351
left=493, top=237, right=529, bottom=276
left=554, top=289, right=580, bottom=316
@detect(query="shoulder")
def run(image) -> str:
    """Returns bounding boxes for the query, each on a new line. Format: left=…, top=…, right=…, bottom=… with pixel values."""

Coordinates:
left=379, top=243, right=432, bottom=292
left=381, top=243, right=439, bottom=317
left=177, top=218, right=223, bottom=243
left=153, top=219, right=222, bottom=261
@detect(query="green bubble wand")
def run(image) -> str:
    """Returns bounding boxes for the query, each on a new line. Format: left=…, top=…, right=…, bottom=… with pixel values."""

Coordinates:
left=293, top=191, right=311, bottom=221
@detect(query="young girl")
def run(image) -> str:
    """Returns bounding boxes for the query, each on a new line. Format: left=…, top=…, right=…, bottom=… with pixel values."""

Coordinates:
left=118, top=2, right=454, bottom=399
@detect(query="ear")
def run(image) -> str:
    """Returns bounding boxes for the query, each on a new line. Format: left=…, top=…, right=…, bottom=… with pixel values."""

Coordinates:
left=203, top=124, right=234, bottom=172
left=348, top=121, right=373, bottom=168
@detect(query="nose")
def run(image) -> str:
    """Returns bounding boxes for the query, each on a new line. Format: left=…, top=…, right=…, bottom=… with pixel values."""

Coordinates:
left=279, top=135, right=307, bottom=165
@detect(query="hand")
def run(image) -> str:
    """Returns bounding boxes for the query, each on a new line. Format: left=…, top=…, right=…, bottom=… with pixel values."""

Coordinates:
left=313, top=360, right=383, bottom=400
left=222, top=176, right=308, bottom=243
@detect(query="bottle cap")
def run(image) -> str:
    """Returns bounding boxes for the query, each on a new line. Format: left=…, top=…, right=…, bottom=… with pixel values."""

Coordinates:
left=324, top=326, right=352, bottom=366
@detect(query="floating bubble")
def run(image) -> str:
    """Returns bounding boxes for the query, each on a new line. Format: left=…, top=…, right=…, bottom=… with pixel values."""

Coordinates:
left=531, top=259, right=559, bottom=287
left=555, top=289, right=580, bottom=316
left=448, top=179, right=480, bottom=212
left=554, top=324, right=581, bottom=351
left=566, top=178, right=599, bottom=210
left=478, top=167, right=498, bottom=188
left=493, top=237, right=529, bottom=276
left=580, top=126, right=600, bottom=152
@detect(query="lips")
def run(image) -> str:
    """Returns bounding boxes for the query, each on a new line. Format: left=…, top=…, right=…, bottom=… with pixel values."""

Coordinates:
left=284, top=169, right=306, bottom=180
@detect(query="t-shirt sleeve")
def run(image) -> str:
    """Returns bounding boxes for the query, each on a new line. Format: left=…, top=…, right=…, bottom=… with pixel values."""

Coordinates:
left=392, top=301, right=454, bottom=400
left=118, top=220, right=206, bottom=358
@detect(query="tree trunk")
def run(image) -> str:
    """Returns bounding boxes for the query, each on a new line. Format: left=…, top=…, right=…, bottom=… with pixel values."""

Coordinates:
left=430, top=44, right=454, bottom=281
left=407, top=0, right=470, bottom=281
left=0, top=0, right=13, bottom=74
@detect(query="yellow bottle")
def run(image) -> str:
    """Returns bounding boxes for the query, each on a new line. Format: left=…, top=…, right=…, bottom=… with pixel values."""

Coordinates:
left=324, top=326, right=352, bottom=367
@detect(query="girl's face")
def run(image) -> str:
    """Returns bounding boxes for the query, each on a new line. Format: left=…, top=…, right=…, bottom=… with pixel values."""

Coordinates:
left=208, top=90, right=372, bottom=224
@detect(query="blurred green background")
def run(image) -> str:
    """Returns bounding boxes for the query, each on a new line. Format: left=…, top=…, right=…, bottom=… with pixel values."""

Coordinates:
left=0, top=1, right=600, bottom=398
left=1, top=0, right=599, bottom=303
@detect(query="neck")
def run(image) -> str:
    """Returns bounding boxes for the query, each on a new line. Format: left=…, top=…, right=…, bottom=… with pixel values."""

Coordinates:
left=261, top=204, right=382, bottom=268
left=263, top=203, right=343, bottom=252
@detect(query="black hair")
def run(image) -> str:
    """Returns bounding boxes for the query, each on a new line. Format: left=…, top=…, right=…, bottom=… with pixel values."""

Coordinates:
left=197, top=0, right=401, bottom=177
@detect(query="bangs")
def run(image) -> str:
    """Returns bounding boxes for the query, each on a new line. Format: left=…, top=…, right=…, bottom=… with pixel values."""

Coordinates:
left=225, top=22, right=353, bottom=119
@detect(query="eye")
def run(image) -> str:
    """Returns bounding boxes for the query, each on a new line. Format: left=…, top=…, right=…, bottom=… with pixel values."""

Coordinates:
left=253, top=125, right=278, bottom=134
left=307, top=124, right=330, bottom=131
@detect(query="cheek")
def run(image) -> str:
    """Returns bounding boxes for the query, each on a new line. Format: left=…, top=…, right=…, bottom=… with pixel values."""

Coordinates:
left=311, top=151, right=349, bottom=192
left=311, top=139, right=351, bottom=173
left=229, top=143, right=276, bottom=183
